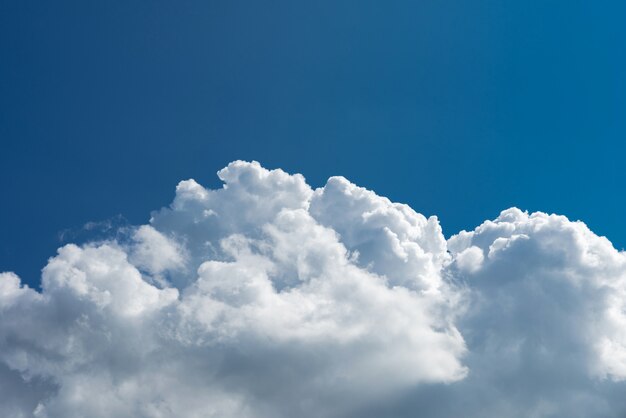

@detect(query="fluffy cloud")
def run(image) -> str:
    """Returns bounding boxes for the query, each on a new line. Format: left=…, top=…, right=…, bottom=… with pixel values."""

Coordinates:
left=367, top=208, right=626, bottom=418
left=1, top=161, right=626, bottom=417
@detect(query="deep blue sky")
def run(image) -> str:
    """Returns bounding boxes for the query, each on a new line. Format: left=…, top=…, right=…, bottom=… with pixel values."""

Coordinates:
left=1, top=1, right=625, bottom=287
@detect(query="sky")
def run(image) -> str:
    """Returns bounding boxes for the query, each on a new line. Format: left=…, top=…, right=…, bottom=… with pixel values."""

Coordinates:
left=2, top=2, right=626, bottom=417
left=2, top=0, right=625, bottom=286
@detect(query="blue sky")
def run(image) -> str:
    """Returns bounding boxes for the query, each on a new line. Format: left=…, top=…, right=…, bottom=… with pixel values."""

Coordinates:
left=3, top=3, right=626, bottom=416
left=1, top=0, right=625, bottom=288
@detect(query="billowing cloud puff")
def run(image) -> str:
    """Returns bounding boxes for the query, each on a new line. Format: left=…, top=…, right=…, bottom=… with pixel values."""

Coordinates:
left=367, top=209, right=626, bottom=418
left=1, top=161, right=626, bottom=417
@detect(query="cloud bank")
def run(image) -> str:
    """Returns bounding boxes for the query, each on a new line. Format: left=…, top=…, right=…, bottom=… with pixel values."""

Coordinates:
left=1, top=161, right=626, bottom=417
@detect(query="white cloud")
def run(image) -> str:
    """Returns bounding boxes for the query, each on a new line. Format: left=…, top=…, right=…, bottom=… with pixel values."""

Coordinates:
left=127, top=225, right=187, bottom=286
left=452, top=245, right=484, bottom=273
left=398, top=208, right=626, bottom=418
left=1, top=162, right=626, bottom=417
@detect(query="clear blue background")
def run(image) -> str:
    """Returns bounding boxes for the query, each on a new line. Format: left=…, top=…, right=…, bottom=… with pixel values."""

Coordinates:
left=1, top=1, right=625, bottom=287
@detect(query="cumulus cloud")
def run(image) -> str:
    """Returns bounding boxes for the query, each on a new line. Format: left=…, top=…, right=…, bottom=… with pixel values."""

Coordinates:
left=1, top=161, right=626, bottom=417
left=367, top=208, right=626, bottom=418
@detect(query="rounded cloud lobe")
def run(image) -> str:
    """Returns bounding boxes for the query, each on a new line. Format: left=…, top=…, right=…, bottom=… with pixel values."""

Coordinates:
left=1, top=161, right=626, bottom=417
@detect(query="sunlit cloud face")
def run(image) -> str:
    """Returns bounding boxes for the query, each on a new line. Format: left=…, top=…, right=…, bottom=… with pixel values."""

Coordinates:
left=1, top=161, right=626, bottom=418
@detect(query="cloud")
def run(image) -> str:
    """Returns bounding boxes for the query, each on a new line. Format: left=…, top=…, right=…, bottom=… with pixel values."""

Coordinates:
left=1, top=162, right=626, bottom=417
left=366, top=208, right=626, bottom=418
